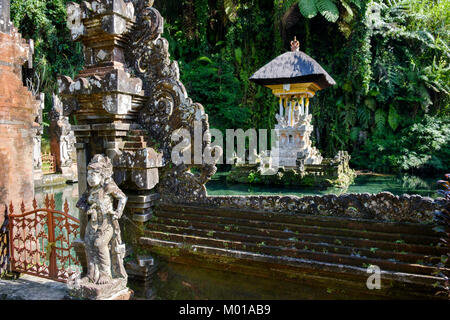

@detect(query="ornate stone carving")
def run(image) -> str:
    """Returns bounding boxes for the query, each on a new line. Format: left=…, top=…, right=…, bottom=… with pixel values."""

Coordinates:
left=33, top=93, right=45, bottom=180
left=0, top=0, right=13, bottom=34
left=59, top=2, right=220, bottom=270
left=272, top=104, right=322, bottom=167
left=125, top=1, right=219, bottom=201
left=70, top=154, right=130, bottom=300
left=50, top=94, right=77, bottom=177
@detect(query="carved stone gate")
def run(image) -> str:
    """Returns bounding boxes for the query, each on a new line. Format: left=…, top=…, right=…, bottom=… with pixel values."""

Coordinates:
left=7, top=195, right=81, bottom=282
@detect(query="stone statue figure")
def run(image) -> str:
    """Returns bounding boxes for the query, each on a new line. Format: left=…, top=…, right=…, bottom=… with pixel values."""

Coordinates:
left=60, top=131, right=75, bottom=167
left=71, top=154, right=130, bottom=300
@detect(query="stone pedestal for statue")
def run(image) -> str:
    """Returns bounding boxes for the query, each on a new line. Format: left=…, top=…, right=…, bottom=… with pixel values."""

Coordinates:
left=67, top=154, right=132, bottom=300
left=70, top=277, right=132, bottom=300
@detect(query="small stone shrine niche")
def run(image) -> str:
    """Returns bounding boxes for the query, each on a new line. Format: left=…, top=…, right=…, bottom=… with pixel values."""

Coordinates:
left=250, top=37, right=336, bottom=168
left=49, top=94, right=77, bottom=179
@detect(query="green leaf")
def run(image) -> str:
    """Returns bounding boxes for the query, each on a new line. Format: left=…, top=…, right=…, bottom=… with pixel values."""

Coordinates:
left=349, top=0, right=361, bottom=9
left=341, top=0, right=354, bottom=18
left=375, top=109, right=386, bottom=132
left=298, top=0, right=318, bottom=19
left=364, top=97, right=377, bottom=111
left=197, top=56, right=213, bottom=64
left=357, top=108, right=370, bottom=129
left=234, top=47, right=243, bottom=65
left=350, top=127, right=360, bottom=142
left=316, top=0, right=339, bottom=23
left=388, top=105, right=400, bottom=131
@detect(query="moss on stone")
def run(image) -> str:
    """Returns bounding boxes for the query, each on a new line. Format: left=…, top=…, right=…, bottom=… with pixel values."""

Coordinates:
left=227, top=162, right=356, bottom=189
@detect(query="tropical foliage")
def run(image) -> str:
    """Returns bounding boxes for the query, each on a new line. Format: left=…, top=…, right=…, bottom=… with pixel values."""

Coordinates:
left=10, top=0, right=84, bottom=129
left=9, top=0, right=449, bottom=174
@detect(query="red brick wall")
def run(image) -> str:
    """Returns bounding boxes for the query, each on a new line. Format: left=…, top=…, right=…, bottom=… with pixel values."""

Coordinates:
left=0, top=30, right=38, bottom=225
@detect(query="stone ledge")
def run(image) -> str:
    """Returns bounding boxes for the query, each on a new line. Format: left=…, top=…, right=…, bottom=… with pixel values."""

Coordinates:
left=139, top=237, right=446, bottom=299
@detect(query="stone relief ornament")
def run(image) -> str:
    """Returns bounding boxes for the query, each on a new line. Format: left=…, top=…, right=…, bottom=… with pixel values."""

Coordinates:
left=50, top=94, right=76, bottom=173
left=125, top=1, right=220, bottom=201
left=70, top=154, right=130, bottom=300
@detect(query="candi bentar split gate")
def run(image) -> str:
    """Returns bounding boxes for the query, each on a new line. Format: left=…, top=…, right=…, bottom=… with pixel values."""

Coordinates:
left=0, top=0, right=448, bottom=299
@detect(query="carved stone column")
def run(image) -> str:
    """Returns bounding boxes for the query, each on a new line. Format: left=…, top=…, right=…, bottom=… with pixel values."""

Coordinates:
left=60, top=1, right=221, bottom=277
left=59, top=0, right=163, bottom=243
left=49, top=94, right=77, bottom=179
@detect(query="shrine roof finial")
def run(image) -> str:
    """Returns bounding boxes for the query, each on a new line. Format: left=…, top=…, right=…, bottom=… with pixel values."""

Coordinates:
left=290, top=36, right=300, bottom=52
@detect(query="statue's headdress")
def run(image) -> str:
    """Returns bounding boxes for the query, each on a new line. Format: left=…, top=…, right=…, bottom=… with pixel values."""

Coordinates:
left=87, top=154, right=113, bottom=180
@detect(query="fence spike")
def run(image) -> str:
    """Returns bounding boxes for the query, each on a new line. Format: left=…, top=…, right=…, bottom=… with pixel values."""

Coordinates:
left=20, top=201, right=25, bottom=214
left=32, top=198, right=37, bottom=210
left=50, top=195, right=55, bottom=210
left=45, top=194, right=50, bottom=209
left=9, top=202, right=14, bottom=215
left=64, top=199, right=69, bottom=215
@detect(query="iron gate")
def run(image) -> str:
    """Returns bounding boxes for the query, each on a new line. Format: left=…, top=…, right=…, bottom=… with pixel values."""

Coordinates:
left=7, top=195, right=81, bottom=282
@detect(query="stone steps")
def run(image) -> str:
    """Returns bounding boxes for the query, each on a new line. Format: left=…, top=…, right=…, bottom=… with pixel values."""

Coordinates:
left=139, top=237, right=444, bottom=298
left=140, top=203, right=447, bottom=297
left=149, top=215, right=441, bottom=265
left=156, top=207, right=446, bottom=256
left=155, top=209, right=441, bottom=247
left=145, top=223, right=444, bottom=276
left=160, top=204, right=438, bottom=236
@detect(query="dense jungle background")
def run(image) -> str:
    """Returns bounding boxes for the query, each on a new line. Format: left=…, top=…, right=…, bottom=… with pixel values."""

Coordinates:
left=10, top=0, right=450, bottom=174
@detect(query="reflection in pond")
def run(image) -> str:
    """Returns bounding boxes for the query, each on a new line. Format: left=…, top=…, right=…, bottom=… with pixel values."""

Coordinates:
left=35, top=183, right=79, bottom=219
left=128, top=261, right=377, bottom=300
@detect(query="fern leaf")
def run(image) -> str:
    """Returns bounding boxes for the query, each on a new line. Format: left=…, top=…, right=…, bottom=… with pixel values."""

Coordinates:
left=350, top=127, right=360, bottom=142
left=341, top=0, right=354, bottom=18
left=298, top=0, right=318, bottom=19
left=357, top=108, right=370, bottom=129
left=316, top=0, right=339, bottom=23
left=375, top=109, right=386, bottom=132
left=388, top=105, right=400, bottom=131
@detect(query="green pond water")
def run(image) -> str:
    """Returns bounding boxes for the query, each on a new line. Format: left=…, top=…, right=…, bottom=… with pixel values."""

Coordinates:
left=206, top=171, right=441, bottom=198
left=34, top=172, right=442, bottom=212
left=127, top=261, right=381, bottom=300
left=34, top=172, right=442, bottom=299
